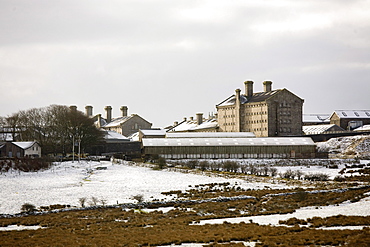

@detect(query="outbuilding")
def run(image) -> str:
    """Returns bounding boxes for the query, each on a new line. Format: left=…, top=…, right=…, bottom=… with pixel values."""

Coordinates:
left=1, top=141, right=41, bottom=158
left=142, top=137, right=316, bottom=159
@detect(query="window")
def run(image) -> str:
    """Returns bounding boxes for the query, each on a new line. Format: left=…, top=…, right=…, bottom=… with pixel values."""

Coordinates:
left=342, top=112, right=347, bottom=117
left=354, top=112, right=359, bottom=117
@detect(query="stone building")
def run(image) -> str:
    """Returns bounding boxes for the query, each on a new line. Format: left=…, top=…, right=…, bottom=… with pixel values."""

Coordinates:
left=102, top=106, right=152, bottom=137
left=87, top=105, right=152, bottom=137
left=216, top=81, right=304, bottom=137
left=0, top=141, right=41, bottom=158
left=330, top=110, right=370, bottom=130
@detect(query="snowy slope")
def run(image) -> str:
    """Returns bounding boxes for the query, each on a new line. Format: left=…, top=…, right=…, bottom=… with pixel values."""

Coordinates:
left=317, top=135, right=370, bottom=158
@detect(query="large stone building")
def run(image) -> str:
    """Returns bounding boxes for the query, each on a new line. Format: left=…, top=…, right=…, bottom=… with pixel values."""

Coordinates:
left=216, top=81, right=304, bottom=137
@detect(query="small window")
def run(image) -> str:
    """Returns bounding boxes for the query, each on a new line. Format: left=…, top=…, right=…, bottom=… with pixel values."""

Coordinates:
left=354, top=112, right=359, bottom=117
left=366, top=112, right=370, bottom=117
left=342, top=112, right=347, bottom=117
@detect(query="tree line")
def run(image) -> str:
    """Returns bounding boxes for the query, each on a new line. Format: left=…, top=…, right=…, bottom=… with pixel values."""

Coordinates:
left=0, top=105, right=103, bottom=156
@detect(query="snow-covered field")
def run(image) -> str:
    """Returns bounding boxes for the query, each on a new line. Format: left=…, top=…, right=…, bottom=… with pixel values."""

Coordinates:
left=0, top=160, right=289, bottom=215
left=1, top=158, right=369, bottom=222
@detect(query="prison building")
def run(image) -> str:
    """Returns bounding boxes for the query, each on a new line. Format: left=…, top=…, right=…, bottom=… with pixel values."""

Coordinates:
left=330, top=110, right=370, bottom=130
left=142, top=137, right=316, bottom=159
left=216, top=81, right=304, bottom=137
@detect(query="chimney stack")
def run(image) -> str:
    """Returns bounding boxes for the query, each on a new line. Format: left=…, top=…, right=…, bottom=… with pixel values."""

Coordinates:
left=85, top=105, right=93, bottom=117
left=97, top=114, right=102, bottom=128
left=105, top=106, right=112, bottom=123
left=244, top=81, right=254, bottom=98
left=196, top=113, right=203, bottom=125
left=263, top=81, right=272, bottom=92
left=69, top=105, right=77, bottom=111
left=120, top=106, right=128, bottom=117
left=235, top=89, right=241, bottom=106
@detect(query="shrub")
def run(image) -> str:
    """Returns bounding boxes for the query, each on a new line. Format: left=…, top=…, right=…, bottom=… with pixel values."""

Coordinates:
left=199, top=161, right=210, bottom=171
left=21, top=203, right=36, bottom=213
left=79, top=197, right=87, bottom=207
left=132, top=194, right=144, bottom=203
left=304, top=173, right=329, bottom=181
left=156, top=157, right=167, bottom=170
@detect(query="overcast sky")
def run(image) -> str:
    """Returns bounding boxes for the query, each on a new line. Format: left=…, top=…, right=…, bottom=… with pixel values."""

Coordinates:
left=1, top=0, right=369, bottom=128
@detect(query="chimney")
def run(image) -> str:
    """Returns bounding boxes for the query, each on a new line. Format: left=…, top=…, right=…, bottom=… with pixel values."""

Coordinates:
left=97, top=114, right=102, bottom=128
left=263, top=81, right=272, bottom=92
left=184, top=117, right=187, bottom=121
left=196, top=113, right=203, bottom=125
left=70, top=105, right=77, bottom=111
left=174, top=121, right=179, bottom=126
left=190, top=116, right=194, bottom=121
left=120, top=106, right=128, bottom=117
left=235, top=89, right=241, bottom=106
left=105, top=106, right=112, bottom=123
left=85, top=105, right=93, bottom=117
left=244, top=81, right=254, bottom=98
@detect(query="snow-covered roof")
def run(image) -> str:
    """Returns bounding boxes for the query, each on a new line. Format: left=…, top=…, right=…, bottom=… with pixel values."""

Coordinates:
left=140, top=129, right=166, bottom=136
left=169, top=118, right=218, bottom=132
left=143, top=137, right=315, bottom=147
left=166, top=132, right=256, bottom=138
left=333, top=110, right=370, bottom=119
left=128, top=132, right=140, bottom=141
left=303, top=124, right=344, bottom=135
left=103, top=116, right=132, bottom=128
left=354, top=125, right=370, bottom=132
left=303, top=114, right=330, bottom=123
left=104, top=131, right=128, bottom=140
left=12, top=142, right=37, bottom=150
left=217, top=90, right=281, bottom=107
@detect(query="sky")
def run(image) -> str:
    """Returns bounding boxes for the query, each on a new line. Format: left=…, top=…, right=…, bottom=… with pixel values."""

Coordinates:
left=1, top=0, right=369, bottom=128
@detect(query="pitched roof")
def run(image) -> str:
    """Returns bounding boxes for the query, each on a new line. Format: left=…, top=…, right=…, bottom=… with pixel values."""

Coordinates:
left=303, top=124, right=344, bottom=135
left=354, top=125, right=370, bottom=132
left=103, top=114, right=152, bottom=128
left=217, top=89, right=282, bottom=107
left=12, top=141, right=37, bottom=150
left=139, top=129, right=166, bottom=136
left=103, top=116, right=132, bottom=128
left=303, top=114, right=331, bottom=123
left=168, top=118, right=218, bottom=132
left=165, top=132, right=256, bottom=138
left=333, top=110, right=370, bottom=119
left=104, top=130, right=128, bottom=140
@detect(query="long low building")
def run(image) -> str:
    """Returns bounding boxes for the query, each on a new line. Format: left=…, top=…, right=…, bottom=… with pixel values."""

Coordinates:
left=142, top=137, right=316, bottom=159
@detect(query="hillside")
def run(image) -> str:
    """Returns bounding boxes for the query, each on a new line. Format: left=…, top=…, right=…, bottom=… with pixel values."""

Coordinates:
left=317, top=135, right=370, bottom=159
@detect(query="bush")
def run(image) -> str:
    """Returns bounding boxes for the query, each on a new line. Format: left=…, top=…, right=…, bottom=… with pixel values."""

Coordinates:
left=79, top=197, right=87, bottom=207
left=304, top=173, right=329, bottom=181
left=132, top=194, right=144, bottom=203
left=21, top=203, right=36, bottom=213
left=156, top=157, right=167, bottom=170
